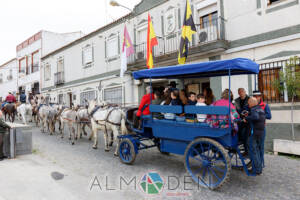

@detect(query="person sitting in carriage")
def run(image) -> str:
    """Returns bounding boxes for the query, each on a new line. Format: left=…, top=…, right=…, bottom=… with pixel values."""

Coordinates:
left=206, top=89, right=239, bottom=133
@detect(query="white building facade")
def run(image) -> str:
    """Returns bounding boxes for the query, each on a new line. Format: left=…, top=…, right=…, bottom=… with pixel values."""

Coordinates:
left=0, top=58, right=18, bottom=101
left=17, top=30, right=84, bottom=96
left=41, top=0, right=300, bottom=107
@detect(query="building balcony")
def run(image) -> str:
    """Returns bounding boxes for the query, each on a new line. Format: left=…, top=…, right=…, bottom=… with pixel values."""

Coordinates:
left=54, top=71, right=65, bottom=85
left=128, top=18, right=228, bottom=67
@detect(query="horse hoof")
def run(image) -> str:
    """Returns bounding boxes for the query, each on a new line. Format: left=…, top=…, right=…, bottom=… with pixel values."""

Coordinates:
left=72, top=142, right=75, bottom=145
left=105, top=149, right=110, bottom=152
left=114, top=153, right=118, bottom=157
left=92, top=146, right=98, bottom=150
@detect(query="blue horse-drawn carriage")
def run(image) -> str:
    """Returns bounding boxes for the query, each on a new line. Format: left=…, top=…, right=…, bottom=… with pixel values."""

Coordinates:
left=118, top=58, right=260, bottom=189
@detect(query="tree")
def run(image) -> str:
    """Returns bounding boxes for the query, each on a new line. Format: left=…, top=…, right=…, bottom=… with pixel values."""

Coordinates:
left=273, top=56, right=300, bottom=141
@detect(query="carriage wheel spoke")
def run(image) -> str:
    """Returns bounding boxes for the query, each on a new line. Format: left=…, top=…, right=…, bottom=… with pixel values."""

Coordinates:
left=211, top=165, right=226, bottom=173
left=209, top=168, right=221, bottom=182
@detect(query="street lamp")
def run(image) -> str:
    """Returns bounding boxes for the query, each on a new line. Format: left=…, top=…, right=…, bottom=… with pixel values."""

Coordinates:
left=109, top=0, right=132, bottom=12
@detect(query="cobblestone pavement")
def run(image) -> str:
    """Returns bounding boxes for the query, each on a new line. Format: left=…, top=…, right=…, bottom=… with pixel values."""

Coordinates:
left=27, top=124, right=300, bottom=200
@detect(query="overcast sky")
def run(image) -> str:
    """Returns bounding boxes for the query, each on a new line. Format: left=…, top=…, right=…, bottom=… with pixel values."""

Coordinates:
left=0, top=0, right=141, bottom=64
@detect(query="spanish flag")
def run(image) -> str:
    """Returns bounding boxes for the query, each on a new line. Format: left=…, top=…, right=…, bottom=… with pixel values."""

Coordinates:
left=147, top=13, right=158, bottom=69
left=178, top=0, right=196, bottom=64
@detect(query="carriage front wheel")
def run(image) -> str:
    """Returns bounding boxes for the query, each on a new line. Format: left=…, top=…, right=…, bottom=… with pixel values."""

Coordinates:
left=119, top=138, right=136, bottom=165
left=184, top=138, right=231, bottom=190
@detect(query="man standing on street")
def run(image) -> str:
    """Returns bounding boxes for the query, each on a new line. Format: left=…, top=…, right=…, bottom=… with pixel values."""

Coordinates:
left=235, top=88, right=250, bottom=155
left=244, top=97, right=266, bottom=175
left=0, top=111, right=10, bottom=161
left=252, top=90, right=272, bottom=166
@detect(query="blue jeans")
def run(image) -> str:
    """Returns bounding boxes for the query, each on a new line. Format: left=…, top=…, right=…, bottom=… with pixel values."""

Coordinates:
left=248, top=133, right=264, bottom=174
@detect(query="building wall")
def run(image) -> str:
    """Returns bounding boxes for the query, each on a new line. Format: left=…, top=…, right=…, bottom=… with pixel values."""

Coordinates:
left=0, top=59, right=18, bottom=100
left=225, top=0, right=300, bottom=41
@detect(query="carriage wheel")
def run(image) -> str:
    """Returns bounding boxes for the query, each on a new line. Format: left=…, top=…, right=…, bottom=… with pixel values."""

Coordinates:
left=184, top=138, right=231, bottom=190
left=229, top=145, right=252, bottom=170
left=119, top=138, right=136, bottom=165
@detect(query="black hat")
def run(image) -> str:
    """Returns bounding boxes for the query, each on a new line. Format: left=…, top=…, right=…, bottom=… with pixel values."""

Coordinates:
left=252, top=90, right=262, bottom=96
left=168, top=81, right=178, bottom=88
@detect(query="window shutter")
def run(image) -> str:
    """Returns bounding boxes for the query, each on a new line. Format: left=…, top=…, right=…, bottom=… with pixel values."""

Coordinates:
left=104, top=37, right=107, bottom=59
left=118, top=33, right=120, bottom=55
left=161, top=15, right=164, bottom=36
left=82, top=49, right=84, bottom=66
left=92, top=45, right=94, bottom=62
left=178, top=7, right=181, bottom=30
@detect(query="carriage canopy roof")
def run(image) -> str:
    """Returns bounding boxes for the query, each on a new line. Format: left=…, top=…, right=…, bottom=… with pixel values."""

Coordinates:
left=132, top=58, right=259, bottom=80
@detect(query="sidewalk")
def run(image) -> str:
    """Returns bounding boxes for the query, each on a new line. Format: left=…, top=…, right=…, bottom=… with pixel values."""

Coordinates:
left=0, top=155, right=124, bottom=200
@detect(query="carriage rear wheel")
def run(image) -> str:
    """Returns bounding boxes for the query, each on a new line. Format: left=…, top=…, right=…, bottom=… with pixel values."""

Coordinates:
left=184, top=138, right=231, bottom=190
left=119, top=138, right=136, bottom=165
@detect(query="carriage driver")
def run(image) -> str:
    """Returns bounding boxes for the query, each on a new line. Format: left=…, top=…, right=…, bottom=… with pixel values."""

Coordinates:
left=134, top=86, right=154, bottom=128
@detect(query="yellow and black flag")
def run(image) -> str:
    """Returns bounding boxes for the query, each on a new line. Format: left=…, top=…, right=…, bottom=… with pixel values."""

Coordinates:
left=178, top=0, right=196, bottom=64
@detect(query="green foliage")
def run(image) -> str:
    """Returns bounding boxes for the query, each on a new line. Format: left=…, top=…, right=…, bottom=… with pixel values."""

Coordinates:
left=273, top=56, right=300, bottom=101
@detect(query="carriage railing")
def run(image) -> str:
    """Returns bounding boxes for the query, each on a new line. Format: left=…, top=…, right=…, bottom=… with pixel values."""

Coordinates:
left=149, top=105, right=231, bottom=126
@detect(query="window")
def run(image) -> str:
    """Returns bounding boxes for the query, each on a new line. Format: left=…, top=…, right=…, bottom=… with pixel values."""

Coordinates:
left=19, top=58, right=26, bottom=74
left=80, top=90, right=96, bottom=106
left=82, top=44, right=94, bottom=67
left=32, top=51, right=39, bottom=73
left=200, top=12, right=218, bottom=29
left=58, top=94, right=64, bottom=104
left=44, top=63, right=51, bottom=81
left=27, top=55, right=32, bottom=74
left=106, top=34, right=119, bottom=59
left=104, top=87, right=122, bottom=105
left=267, top=0, right=283, bottom=6
left=57, top=57, right=64, bottom=72
left=7, top=69, right=13, bottom=80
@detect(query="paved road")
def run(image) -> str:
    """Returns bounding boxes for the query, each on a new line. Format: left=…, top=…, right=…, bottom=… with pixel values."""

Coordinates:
left=10, top=124, right=300, bottom=199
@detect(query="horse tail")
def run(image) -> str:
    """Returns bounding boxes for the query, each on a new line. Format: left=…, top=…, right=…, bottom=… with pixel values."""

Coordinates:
left=120, top=110, right=128, bottom=135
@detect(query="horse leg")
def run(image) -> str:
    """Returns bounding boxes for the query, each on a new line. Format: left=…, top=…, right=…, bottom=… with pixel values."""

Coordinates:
left=88, top=124, right=93, bottom=140
left=103, top=128, right=110, bottom=152
left=112, top=125, right=120, bottom=156
left=109, top=130, right=114, bottom=147
left=69, top=122, right=75, bottom=145
left=92, top=126, right=98, bottom=149
left=60, top=120, right=65, bottom=138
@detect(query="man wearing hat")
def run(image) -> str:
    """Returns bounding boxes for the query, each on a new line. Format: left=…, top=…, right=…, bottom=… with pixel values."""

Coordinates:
left=252, top=91, right=272, bottom=120
left=252, top=90, right=272, bottom=167
left=167, top=81, right=178, bottom=92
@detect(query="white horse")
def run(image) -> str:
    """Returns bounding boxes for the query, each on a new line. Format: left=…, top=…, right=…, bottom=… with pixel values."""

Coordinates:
left=17, top=103, right=32, bottom=124
left=39, top=105, right=58, bottom=134
left=87, top=99, right=128, bottom=156
left=75, top=106, right=92, bottom=140
left=59, top=107, right=77, bottom=145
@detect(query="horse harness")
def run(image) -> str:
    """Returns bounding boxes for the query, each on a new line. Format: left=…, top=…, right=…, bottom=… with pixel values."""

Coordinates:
left=90, top=106, right=122, bottom=134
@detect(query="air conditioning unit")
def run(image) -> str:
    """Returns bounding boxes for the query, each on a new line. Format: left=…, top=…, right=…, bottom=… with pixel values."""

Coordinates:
left=198, top=30, right=208, bottom=43
left=137, top=51, right=144, bottom=60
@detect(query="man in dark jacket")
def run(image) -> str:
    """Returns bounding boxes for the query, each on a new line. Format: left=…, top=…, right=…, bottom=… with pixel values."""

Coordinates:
left=187, top=92, right=197, bottom=105
left=235, top=88, right=250, bottom=155
left=244, top=97, right=266, bottom=175
left=0, top=111, right=10, bottom=161
left=20, top=91, right=27, bottom=103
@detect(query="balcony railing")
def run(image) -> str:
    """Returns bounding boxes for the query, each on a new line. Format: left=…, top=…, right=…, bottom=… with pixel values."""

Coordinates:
left=54, top=71, right=65, bottom=85
left=128, top=18, right=225, bottom=65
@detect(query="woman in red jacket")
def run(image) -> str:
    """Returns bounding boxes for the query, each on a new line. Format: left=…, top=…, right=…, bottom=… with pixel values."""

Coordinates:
left=136, top=86, right=154, bottom=117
